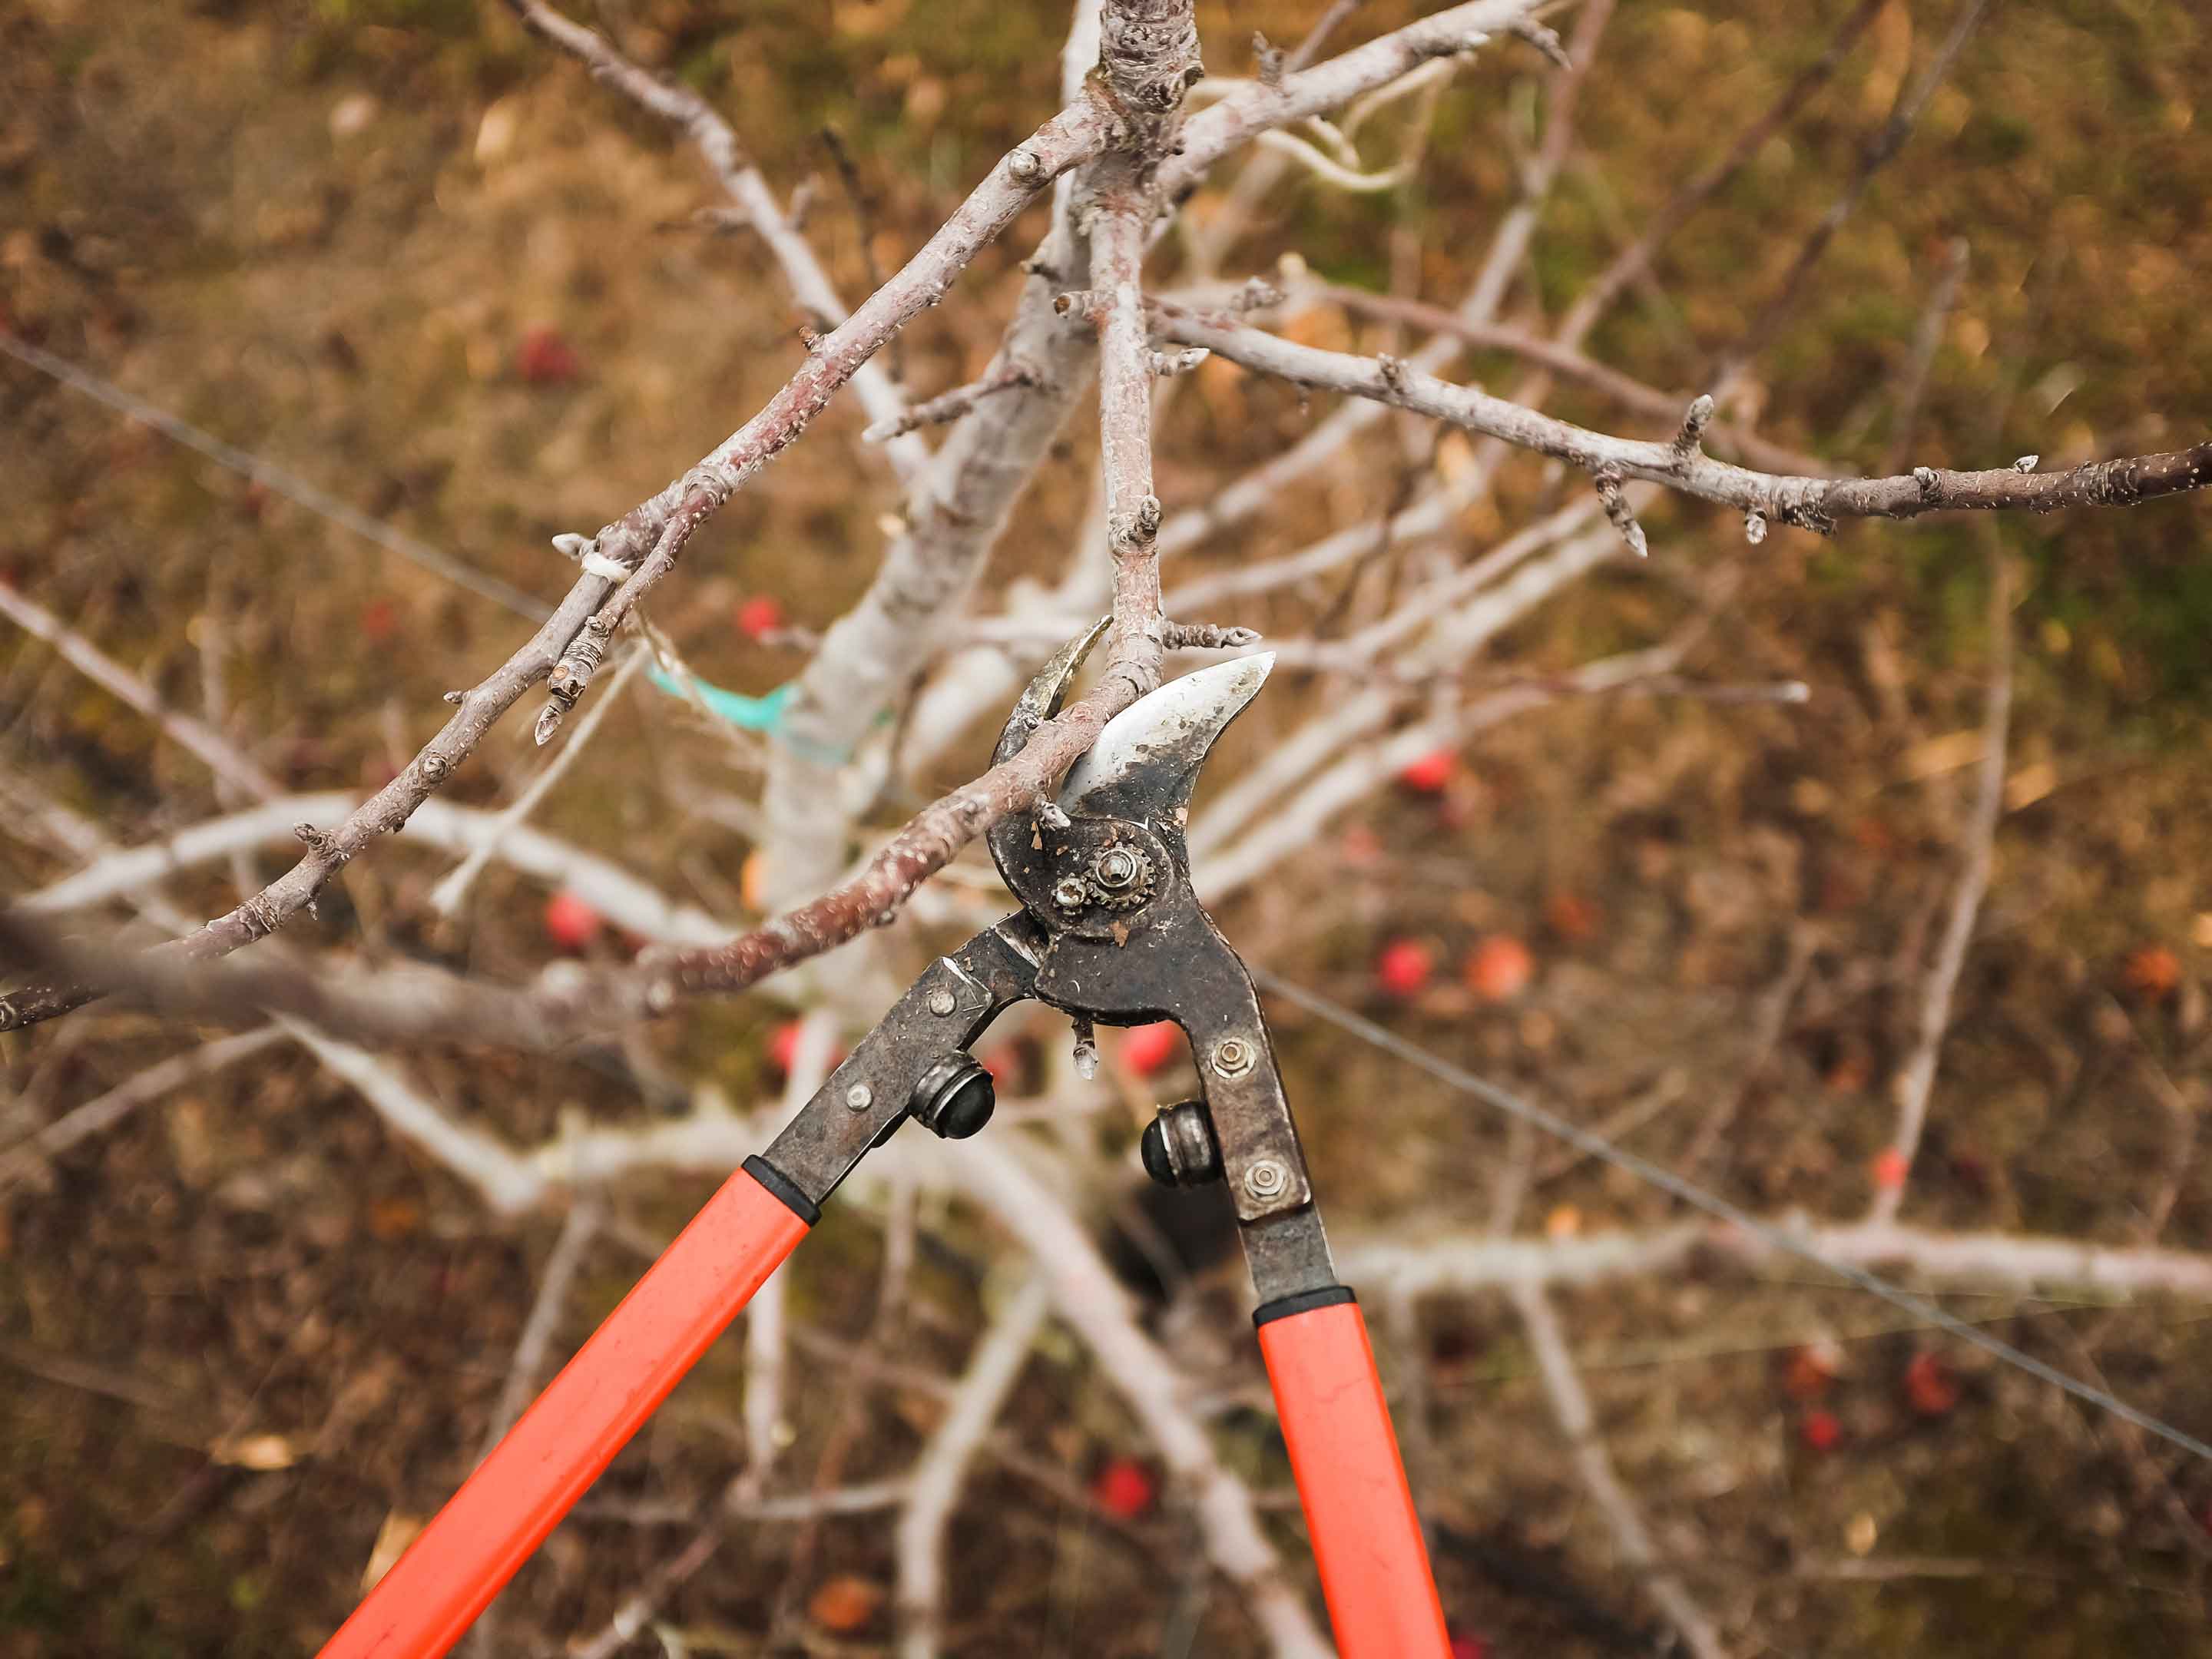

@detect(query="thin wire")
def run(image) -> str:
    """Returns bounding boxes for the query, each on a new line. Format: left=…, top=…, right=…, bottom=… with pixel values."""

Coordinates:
left=0, top=333, right=551, bottom=622
left=1253, top=966, right=2212, bottom=1464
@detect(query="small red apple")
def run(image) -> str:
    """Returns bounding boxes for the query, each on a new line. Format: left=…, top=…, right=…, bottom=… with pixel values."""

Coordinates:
left=1120, top=1021, right=1181, bottom=1078
left=767, top=1019, right=806, bottom=1074
left=515, top=324, right=579, bottom=385
left=1397, top=749, right=1453, bottom=795
left=1466, top=935, right=1535, bottom=1002
left=736, top=594, right=785, bottom=640
left=1376, top=938, right=1435, bottom=999
left=1870, top=1147, right=1909, bottom=1191
left=1544, top=890, right=1601, bottom=942
left=1089, top=1455, right=1157, bottom=1520
left=1800, top=1409, right=1843, bottom=1452
left=2122, top=943, right=2182, bottom=1001
left=1903, top=1353, right=1959, bottom=1417
left=542, top=889, right=603, bottom=950
left=1783, top=1342, right=1840, bottom=1401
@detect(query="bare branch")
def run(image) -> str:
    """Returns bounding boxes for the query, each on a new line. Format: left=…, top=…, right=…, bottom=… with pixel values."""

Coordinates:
left=0, top=1028, right=285, bottom=1193
left=1165, top=0, right=1548, bottom=196
left=13, top=793, right=732, bottom=947
left=1154, top=303, right=2212, bottom=532
left=1558, top=0, right=1885, bottom=342
left=896, top=1273, right=1052, bottom=1659
left=429, top=643, right=647, bottom=917
left=505, top=0, right=927, bottom=485
left=1293, top=282, right=1831, bottom=475
left=0, top=84, right=1116, bottom=1031
left=863, top=362, right=1039, bottom=442
left=1510, top=1279, right=1731, bottom=1659
left=0, top=582, right=282, bottom=800
left=1868, top=556, right=2012, bottom=1224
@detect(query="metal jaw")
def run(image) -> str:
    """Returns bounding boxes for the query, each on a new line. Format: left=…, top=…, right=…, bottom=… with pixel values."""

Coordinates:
left=757, top=631, right=1341, bottom=1306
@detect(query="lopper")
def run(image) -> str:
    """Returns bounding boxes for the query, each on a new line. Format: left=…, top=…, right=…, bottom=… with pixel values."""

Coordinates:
left=320, top=624, right=1450, bottom=1659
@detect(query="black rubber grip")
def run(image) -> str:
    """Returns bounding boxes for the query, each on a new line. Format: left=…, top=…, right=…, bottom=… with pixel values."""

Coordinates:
left=743, top=1155, right=822, bottom=1227
left=1252, top=1284, right=1356, bottom=1327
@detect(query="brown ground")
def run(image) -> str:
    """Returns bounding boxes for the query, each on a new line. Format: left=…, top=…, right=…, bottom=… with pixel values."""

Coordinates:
left=4, top=1, right=2211, bottom=1654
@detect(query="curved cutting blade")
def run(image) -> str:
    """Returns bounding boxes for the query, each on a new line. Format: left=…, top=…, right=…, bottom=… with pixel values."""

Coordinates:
left=1058, top=654, right=1273, bottom=823
left=990, top=617, right=1112, bottom=768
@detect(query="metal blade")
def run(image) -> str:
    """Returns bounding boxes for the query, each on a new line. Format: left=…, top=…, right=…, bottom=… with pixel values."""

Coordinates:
left=1058, top=654, right=1273, bottom=822
left=990, top=616, right=1111, bottom=768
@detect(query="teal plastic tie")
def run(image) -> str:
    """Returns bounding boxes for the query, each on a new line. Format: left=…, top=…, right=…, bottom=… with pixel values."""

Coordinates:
left=649, top=667, right=794, bottom=733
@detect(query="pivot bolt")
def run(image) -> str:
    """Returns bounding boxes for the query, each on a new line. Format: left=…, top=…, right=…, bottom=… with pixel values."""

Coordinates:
left=1091, top=847, right=1141, bottom=889
left=1242, top=1159, right=1288, bottom=1201
left=844, top=1083, right=875, bottom=1112
left=1052, top=876, right=1089, bottom=912
left=927, top=988, right=958, bottom=1017
left=1210, top=1036, right=1257, bottom=1079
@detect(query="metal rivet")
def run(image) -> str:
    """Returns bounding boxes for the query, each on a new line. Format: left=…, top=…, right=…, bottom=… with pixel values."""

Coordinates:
left=1242, top=1159, right=1287, bottom=1200
left=1211, top=1036, right=1256, bottom=1078
left=1052, top=876, right=1089, bottom=911
left=927, top=988, right=957, bottom=1017
left=844, top=1083, right=874, bottom=1111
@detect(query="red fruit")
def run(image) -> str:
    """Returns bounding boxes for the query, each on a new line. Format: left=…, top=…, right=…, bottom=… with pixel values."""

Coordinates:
left=1397, top=749, right=1454, bottom=795
left=978, top=1045, right=1015, bottom=1084
left=767, top=1019, right=806, bottom=1074
left=1800, top=1409, right=1843, bottom=1452
left=1376, top=938, right=1435, bottom=999
left=1465, top=935, right=1535, bottom=1002
left=806, top=1573, right=882, bottom=1634
left=1903, top=1353, right=1959, bottom=1417
left=1544, top=890, right=1601, bottom=943
left=1783, top=1343, right=1839, bottom=1402
left=360, top=598, right=399, bottom=641
left=515, top=324, right=579, bottom=385
left=1121, top=1021, right=1181, bottom=1078
left=736, top=594, right=785, bottom=640
left=542, top=890, right=603, bottom=950
left=1449, top=1635, right=1490, bottom=1659
left=1089, top=1455, right=1157, bottom=1520
left=2122, top=944, right=2182, bottom=1001
left=1870, top=1147, right=1909, bottom=1191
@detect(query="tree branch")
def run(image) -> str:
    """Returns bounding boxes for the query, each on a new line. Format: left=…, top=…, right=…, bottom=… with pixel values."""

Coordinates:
left=1151, top=303, right=2212, bottom=535
left=1868, top=555, right=2012, bottom=1224
left=0, top=80, right=1116, bottom=1031
left=1510, top=1279, right=1731, bottom=1659
left=504, top=0, right=929, bottom=485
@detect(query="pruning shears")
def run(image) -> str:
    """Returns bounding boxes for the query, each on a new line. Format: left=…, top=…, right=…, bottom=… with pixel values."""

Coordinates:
left=321, top=628, right=1449, bottom=1659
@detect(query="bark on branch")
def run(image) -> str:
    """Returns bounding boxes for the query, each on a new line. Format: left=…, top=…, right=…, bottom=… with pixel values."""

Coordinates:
left=1152, top=303, right=2212, bottom=535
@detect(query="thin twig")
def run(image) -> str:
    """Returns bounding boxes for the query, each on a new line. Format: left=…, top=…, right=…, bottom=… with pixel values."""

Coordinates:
left=0, top=1028, right=286, bottom=1192
left=505, top=0, right=926, bottom=484
left=1867, top=556, right=2012, bottom=1224
left=0, top=75, right=1115, bottom=1033
left=896, top=1273, right=1053, bottom=1659
left=0, top=582, right=283, bottom=800
left=1509, top=1279, right=1731, bottom=1659
left=428, top=643, right=647, bottom=917
left=1153, top=303, right=2212, bottom=533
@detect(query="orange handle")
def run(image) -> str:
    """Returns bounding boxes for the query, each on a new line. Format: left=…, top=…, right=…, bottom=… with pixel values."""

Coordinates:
left=1257, top=1296, right=1451, bottom=1659
left=318, top=1164, right=812, bottom=1659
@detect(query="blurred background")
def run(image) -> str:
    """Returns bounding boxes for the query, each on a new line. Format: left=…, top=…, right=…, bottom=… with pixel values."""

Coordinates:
left=3, top=0, right=2210, bottom=1654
